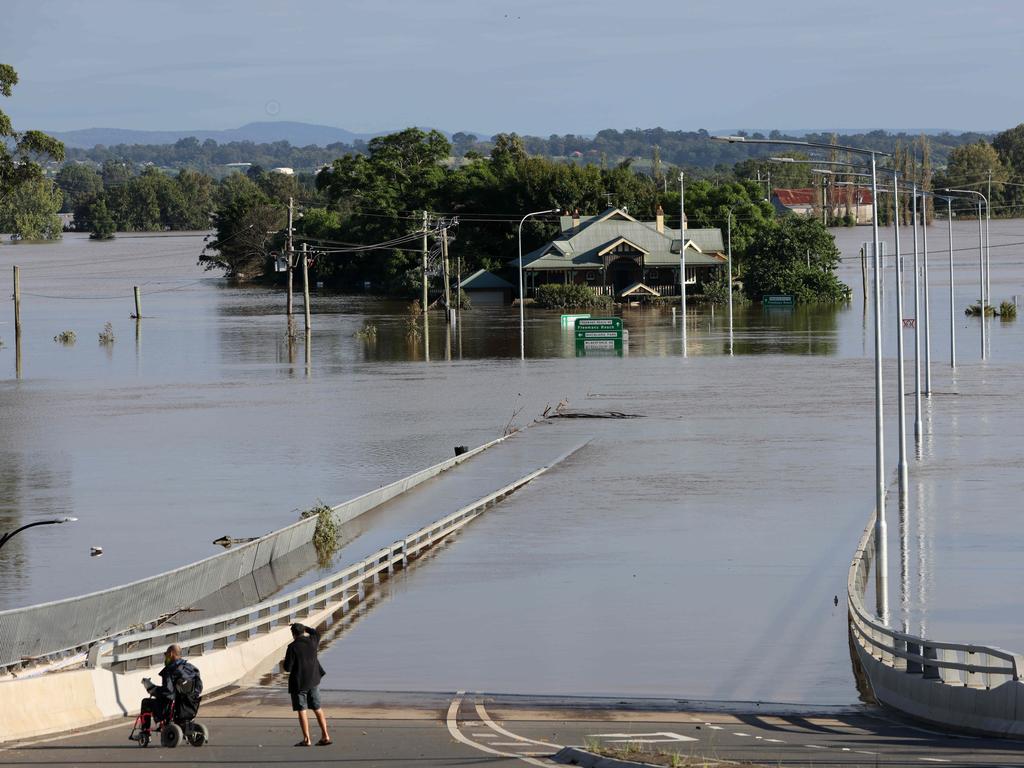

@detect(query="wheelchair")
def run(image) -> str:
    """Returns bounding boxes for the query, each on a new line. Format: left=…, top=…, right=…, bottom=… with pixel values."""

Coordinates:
left=129, top=677, right=209, bottom=748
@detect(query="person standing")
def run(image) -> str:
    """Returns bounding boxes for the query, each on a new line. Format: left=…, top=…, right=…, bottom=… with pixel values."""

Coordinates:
left=283, top=623, right=331, bottom=747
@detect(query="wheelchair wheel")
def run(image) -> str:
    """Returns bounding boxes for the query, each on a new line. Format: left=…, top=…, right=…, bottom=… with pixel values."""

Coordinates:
left=138, top=732, right=150, bottom=748
left=160, top=722, right=183, bottom=748
left=187, top=722, right=209, bottom=746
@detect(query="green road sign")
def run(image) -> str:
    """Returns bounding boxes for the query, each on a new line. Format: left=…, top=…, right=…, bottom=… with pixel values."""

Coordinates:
left=561, top=313, right=591, bottom=326
left=763, top=294, right=795, bottom=306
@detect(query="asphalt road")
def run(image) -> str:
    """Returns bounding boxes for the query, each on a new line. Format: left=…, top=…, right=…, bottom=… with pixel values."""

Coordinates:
left=4, top=689, right=1024, bottom=767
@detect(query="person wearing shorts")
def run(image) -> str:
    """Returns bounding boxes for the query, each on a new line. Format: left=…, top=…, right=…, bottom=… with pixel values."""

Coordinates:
left=283, top=623, right=331, bottom=746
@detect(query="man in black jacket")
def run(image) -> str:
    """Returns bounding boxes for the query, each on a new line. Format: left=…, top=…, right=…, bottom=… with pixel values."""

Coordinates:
left=282, top=623, right=331, bottom=746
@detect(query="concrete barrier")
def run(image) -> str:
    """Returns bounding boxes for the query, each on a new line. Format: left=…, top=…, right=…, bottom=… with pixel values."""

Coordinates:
left=848, top=510, right=1024, bottom=737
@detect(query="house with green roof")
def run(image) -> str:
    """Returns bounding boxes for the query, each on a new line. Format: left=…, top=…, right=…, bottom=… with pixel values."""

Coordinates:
left=513, top=207, right=726, bottom=300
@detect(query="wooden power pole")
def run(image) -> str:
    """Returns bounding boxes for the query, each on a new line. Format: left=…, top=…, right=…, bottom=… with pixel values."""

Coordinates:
left=441, top=224, right=451, bottom=323
left=302, top=242, right=311, bottom=334
left=286, top=196, right=294, bottom=336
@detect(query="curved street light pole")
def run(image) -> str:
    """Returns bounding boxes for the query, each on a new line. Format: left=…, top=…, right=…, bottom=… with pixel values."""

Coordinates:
left=518, top=208, right=561, bottom=361
left=0, top=517, right=77, bottom=551
left=712, top=135, right=890, bottom=621
left=943, top=189, right=988, bottom=360
left=679, top=172, right=687, bottom=358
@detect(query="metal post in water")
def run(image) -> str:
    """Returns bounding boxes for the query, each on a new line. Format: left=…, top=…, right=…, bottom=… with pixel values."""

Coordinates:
left=922, top=195, right=932, bottom=395
left=947, top=198, right=956, bottom=368
left=893, top=172, right=909, bottom=505
left=911, top=186, right=922, bottom=440
left=133, top=286, right=142, bottom=319
left=727, top=209, right=734, bottom=356
left=679, top=172, right=687, bottom=358
left=978, top=201, right=986, bottom=360
left=871, top=153, right=888, bottom=622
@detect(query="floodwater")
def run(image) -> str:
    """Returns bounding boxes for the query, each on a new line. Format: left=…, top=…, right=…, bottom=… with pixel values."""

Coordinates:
left=0, top=220, right=1021, bottom=704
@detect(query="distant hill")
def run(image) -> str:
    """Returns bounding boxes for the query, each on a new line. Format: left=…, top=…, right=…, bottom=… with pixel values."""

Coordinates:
left=50, top=121, right=382, bottom=149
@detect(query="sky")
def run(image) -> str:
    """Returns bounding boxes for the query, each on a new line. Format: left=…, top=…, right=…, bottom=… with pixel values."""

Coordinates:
left=3, top=0, right=1022, bottom=136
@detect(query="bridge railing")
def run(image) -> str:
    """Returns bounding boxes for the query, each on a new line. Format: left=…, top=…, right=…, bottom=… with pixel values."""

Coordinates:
left=0, top=434, right=511, bottom=675
left=95, top=467, right=547, bottom=672
left=847, top=511, right=1024, bottom=691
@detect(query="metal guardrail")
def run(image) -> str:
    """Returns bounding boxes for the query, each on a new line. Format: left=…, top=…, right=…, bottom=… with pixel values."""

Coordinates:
left=95, top=466, right=548, bottom=672
left=847, top=511, right=1024, bottom=690
left=0, top=434, right=511, bottom=674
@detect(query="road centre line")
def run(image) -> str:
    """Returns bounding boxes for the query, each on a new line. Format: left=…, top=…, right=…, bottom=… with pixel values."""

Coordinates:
left=919, top=759, right=951, bottom=763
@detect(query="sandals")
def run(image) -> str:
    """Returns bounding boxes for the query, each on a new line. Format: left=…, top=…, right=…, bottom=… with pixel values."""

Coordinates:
left=294, top=740, right=311, bottom=747
left=317, top=738, right=333, bottom=746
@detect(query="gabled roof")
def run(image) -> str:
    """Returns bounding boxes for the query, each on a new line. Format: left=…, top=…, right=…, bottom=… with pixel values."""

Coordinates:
left=516, top=207, right=725, bottom=271
left=459, top=269, right=514, bottom=290
left=598, top=236, right=649, bottom=257
left=620, top=282, right=661, bottom=297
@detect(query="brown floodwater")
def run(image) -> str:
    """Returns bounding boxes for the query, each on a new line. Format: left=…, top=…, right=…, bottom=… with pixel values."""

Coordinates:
left=0, top=221, right=1021, bottom=704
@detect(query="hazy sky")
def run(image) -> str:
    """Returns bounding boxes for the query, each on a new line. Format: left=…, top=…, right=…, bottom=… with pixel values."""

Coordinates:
left=3, top=0, right=1021, bottom=135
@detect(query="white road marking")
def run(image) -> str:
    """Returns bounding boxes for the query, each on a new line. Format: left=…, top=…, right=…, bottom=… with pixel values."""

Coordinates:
left=591, top=732, right=698, bottom=744
left=732, top=732, right=750, bottom=737
left=857, top=750, right=877, bottom=755
left=764, top=738, right=785, bottom=744
left=706, top=724, right=724, bottom=730
left=445, top=694, right=550, bottom=767
left=919, top=759, right=951, bottom=763
left=805, top=744, right=825, bottom=749
left=475, top=702, right=561, bottom=748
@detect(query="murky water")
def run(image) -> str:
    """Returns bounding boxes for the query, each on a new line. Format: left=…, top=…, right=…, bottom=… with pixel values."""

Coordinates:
left=0, top=221, right=1020, bottom=703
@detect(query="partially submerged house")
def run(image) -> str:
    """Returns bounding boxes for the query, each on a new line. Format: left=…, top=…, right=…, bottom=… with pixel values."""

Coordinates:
left=515, top=207, right=726, bottom=300
left=459, top=269, right=514, bottom=305
left=772, top=187, right=874, bottom=223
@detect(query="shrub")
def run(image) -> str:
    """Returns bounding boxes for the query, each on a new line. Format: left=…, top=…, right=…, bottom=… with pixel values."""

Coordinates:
left=54, top=330, right=76, bottom=345
left=999, top=301, right=1017, bottom=320
left=301, top=501, right=339, bottom=568
left=354, top=321, right=377, bottom=340
left=98, top=322, right=115, bottom=345
left=534, top=284, right=613, bottom=310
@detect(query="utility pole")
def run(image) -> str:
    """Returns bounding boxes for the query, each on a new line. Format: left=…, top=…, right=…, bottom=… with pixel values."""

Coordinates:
left=286, top=196, right=295, bottom=337
left=421, top=211, right=429, bottom=316
left=301, top=242, right=311, bottom=335
left=441, top=224, right=451, bottom=324
left=13, top=265, right=21, bottom=379
left=987, top=169, right=992, bottom=310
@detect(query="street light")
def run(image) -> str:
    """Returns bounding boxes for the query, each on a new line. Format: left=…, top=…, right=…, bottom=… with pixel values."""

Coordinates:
left=933, top=195, right=957, bottom=368
left=942, top=189, right=988, bottom=360
left=714, top=135, right=891, bottom=621
left=517, top=207, right=561, bottom=361
left=679, top=172, right=687, bottom=357
left=0, top=517, right=77, bottom=551
left=725, top=205, right=738, bottom=356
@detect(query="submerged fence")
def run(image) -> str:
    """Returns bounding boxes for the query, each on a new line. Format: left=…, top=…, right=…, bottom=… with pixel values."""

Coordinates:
left=0, top=435, right=510, bottom=673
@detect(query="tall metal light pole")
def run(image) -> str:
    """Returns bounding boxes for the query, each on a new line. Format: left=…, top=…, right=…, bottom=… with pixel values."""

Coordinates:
left=942, top=196, right=957, bottom=368
left=517, top=208, right=560, bottom=361
left=726, top=206, right=736, bottom=356
left=679, top=172, right=688, bottom=357
left=944, top=189, right=988, bottom=360
left=892, top=172, right=908, bottom=505
left=986, top=170, right=992, bottom=307
left=714, top=135, right=890, bottom=620
left=0, top=517, right=77, bottom=551
left=911, top=185, right=922, bottom=439
left=921, top=191, right=933, bottom=395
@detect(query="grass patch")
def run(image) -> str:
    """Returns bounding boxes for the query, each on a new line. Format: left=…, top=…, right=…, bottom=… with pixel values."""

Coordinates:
left=53, top=330, right=77, bottom=345
left=999, top=300, right=1017, bottom=320
left=585, top=742, right=760, bottom=767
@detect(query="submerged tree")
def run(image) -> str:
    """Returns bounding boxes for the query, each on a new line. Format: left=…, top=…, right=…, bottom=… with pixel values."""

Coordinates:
left=0, top=64, right=65, bottom=211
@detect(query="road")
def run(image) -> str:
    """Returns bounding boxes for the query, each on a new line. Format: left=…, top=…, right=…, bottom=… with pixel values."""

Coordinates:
left=4, top=689, right=1024, bottom=767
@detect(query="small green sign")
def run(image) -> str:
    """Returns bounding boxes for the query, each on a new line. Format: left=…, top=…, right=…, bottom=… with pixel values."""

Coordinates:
left=575, top=317, right=623, bottom=331
left=763, top=294, right=795, bottom=306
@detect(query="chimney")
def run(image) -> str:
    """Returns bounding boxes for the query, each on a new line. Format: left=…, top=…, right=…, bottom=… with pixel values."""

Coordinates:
left=572, top=209, right=580, bottom=230
left=655, top=205, right=665, bottom=234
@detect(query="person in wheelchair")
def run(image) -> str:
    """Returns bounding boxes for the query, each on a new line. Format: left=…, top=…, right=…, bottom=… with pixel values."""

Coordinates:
left=130, top=644, right=205, bottom=746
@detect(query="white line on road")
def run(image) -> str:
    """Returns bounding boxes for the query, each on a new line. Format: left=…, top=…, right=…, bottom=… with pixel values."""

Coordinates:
left=919, top=758, right=951, bottom=763
left=476, top=702, right=561, bottom=748
left=445, top=694, right=550, bottom=767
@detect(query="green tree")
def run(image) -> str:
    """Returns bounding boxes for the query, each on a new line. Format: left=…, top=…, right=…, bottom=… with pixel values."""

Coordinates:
left=88, top=197, right=116, bottom=240
left=0, top=177, right=63, bottom=240
left=744, top=215, right=848, bottom=302
left=55, top=163, right=103, bottom=214
left=207, top=173, right=284, bottom=279
left=0, top=64, right=64, bottom=209
left=942, top=141, right=1008, bottom=197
